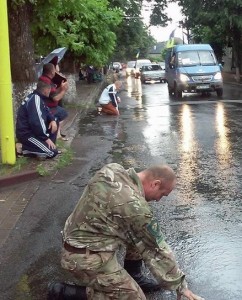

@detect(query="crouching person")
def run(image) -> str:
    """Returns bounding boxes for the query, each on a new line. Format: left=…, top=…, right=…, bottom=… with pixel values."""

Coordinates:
left=48, top=163, right=204, bottom=300
left=98, top=81, right=122, bottom=116
left=15, top=81, right=59, bottom=159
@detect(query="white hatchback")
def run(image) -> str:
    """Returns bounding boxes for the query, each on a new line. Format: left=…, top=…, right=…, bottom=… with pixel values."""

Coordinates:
left=112, top=62, right=122, bottom=71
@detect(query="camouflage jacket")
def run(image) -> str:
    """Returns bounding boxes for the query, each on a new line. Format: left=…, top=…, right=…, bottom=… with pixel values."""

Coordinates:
left=63, top=163, right=187, bottom=291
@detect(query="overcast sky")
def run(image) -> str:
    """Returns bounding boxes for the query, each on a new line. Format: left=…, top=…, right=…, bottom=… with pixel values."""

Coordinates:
left=142, top=2, right=184, bottom=42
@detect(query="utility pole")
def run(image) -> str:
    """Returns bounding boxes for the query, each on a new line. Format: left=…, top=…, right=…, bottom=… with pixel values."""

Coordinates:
left=0, top=0, right=16, bottom=164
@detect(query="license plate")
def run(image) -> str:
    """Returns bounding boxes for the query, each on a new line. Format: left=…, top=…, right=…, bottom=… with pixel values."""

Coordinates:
left=196, top=85, right=210, bottom=89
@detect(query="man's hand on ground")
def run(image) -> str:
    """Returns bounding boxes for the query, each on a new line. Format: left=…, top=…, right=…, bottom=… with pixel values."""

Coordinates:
left=46, top=138, right=56, bottom=150
left=177, top=288, right=205, bottom=300
left=49, top=121, right=58, bottom=133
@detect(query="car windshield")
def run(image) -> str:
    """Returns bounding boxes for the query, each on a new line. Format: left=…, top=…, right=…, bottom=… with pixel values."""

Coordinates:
left=127, top=61, right=135, bottom=68
left=143, top=65, right=161, bottom=71
left=136, top=60, right=151, bottom=68
left=177, top=50, right=216, bottom=66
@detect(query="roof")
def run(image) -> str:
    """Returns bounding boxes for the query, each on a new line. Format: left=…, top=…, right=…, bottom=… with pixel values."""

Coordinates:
left=174, top=44, right=213, bottom=52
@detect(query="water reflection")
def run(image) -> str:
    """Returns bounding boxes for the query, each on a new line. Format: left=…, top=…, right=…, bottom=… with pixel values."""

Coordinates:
left=126, top=76, right=142, bottom=101
left=177, top=104, right=198, bottom=203
left=143, top=105, right=171, bottom=156
left=126, top=77, right=144, bottom=120
left=180, top=104, right=194, bottom=152
left=215, top=103, right=232, bottom=168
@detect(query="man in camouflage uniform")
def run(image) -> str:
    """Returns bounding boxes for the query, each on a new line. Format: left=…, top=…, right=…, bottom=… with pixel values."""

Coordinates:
left=48, top=163, right=204, bottom=300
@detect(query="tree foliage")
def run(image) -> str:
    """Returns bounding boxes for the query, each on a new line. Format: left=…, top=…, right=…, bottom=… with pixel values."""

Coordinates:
left=173, top=0, right=242, bottom=66
left=109, top=0, right=171, bottom=61
left=29, top=0, right=123, bottom=66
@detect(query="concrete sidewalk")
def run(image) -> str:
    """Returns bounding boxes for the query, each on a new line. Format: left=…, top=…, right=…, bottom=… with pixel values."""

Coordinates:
left=222, top=71, right=242, bottom=85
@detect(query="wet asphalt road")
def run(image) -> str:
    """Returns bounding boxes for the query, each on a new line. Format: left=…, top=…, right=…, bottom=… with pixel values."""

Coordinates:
left=0, top=76, right=242, bottom=300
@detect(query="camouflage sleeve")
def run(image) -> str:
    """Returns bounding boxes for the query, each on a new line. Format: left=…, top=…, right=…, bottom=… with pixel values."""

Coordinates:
left=126, top=204, right=187, bottom=291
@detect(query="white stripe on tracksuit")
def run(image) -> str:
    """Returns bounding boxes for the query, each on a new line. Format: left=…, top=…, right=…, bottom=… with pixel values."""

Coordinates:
left=28, top=137, right=55, bottom=157
left=35, top=95, right=49, bottom=137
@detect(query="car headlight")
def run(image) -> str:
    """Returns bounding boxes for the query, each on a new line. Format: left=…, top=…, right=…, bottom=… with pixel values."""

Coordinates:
left=214, top=72, right=222, bottom=80
left=180, top=74, right=189, bottom=82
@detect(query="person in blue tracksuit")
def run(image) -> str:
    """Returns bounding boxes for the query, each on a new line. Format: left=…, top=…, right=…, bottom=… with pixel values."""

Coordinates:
left=16, top=81, right=60, bottom=159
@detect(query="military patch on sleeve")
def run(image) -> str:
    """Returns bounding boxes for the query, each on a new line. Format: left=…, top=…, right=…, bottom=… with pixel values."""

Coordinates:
left=147, top=219, right=164, bottom=244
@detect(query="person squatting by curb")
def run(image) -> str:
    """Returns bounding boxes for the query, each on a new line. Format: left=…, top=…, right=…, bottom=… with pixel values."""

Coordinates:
left=15, top=81, right=60, bottom=159
left=98, top=81, right=122, bottom=116
left=48, top=163, right=204, bottom=300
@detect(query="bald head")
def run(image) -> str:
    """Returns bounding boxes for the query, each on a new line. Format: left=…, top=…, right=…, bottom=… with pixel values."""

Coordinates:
left=143, top=165, right=176, bottom=182
left=36, top=80, right=51, bottom=97
left=138, top=164, right=176, bottom=202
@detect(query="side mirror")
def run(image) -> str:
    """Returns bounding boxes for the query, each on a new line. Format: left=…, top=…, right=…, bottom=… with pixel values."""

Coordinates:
left=218, top=63, right=223, bottom=71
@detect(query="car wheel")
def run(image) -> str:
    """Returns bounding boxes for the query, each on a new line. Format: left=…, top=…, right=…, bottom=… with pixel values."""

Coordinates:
left=216, top=88, right=223, bottom=98
left=174, top=83, right=182, bottom=98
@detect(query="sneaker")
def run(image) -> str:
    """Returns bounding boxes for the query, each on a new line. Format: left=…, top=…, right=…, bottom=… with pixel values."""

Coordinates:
left=97, top=107, right=102, bottom=115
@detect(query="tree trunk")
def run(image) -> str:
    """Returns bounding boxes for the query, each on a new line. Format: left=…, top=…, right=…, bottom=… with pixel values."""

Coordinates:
left=8, top=1, right=36, bottom=82
left=232, top=26, right=241, bottom=83
left=7, top=1, right=36, bottom=115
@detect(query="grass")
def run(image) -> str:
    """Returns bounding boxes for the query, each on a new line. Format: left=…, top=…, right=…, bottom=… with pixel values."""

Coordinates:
left=0, top=144, right=74, bottom=177
left=0, top=156, right=29, bottom=177
left=35, top=146, right=74, bottom=176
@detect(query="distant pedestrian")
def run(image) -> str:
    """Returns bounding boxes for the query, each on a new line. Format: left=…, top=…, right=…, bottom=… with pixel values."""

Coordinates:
left=98, top=81, right=122, bottom=116
left=86, top=65, right=95, bottom=84
left=15, top=81, right=59, bottom=159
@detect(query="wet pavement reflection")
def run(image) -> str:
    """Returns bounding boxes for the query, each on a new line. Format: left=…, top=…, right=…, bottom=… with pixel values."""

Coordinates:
left=79, top=76, right=242, bottom=300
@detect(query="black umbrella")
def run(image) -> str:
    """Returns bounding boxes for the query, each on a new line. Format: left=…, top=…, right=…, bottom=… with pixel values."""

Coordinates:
left=36, top=47, right=67, bottom=77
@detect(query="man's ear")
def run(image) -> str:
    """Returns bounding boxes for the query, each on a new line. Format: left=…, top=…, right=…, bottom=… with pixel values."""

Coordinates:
left=153, top=179, right=161, bottom=189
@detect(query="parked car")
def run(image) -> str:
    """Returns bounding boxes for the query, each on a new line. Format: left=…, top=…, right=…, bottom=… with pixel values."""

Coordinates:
left=141, top=63, right=166, bottom=83
left=126, top=60, right=136, bottom=76
left=112, top=62, right=122, bottom=71
left=133, top=59, right=151, bottom=78
left=158, top=61, right=165, bottom=70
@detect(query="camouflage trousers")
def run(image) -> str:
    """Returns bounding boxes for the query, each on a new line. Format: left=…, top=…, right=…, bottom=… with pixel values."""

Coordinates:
left=61, top=248, right=146, bottom=300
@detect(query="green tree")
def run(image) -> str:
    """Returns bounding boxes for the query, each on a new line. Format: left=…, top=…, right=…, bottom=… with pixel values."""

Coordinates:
left=173, top=0, right=242, bottom=79
left=31, top=0, right=123, bottom=68
left=109, top=0, right=166, bottom=61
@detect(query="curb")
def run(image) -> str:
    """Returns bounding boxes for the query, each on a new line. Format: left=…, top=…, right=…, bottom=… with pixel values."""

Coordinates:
left=0, top=170, right=40, bottom=189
